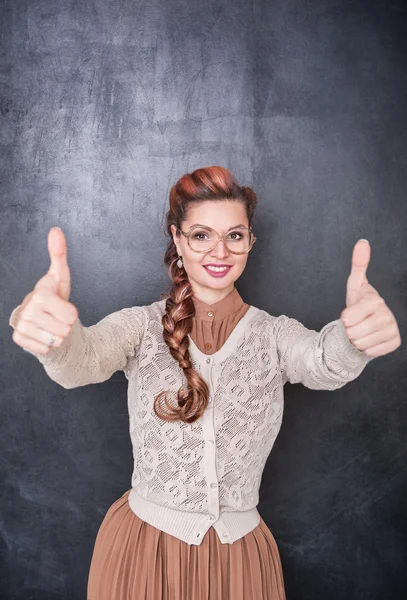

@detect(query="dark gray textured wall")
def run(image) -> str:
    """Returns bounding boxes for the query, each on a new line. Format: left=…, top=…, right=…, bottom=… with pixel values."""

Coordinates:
left=1, top=1, right=406, bottom=599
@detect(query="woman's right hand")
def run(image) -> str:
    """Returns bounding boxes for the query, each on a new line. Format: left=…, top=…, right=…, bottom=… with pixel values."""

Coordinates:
left=11, top=227, right=79, bottom=356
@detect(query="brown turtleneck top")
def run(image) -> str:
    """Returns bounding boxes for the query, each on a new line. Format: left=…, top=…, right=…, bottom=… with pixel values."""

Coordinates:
left=189, top=287, right=250, bottom=355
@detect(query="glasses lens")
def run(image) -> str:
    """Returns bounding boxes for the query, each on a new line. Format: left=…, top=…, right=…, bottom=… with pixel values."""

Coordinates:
left=188, top=227, right=252, bottom=253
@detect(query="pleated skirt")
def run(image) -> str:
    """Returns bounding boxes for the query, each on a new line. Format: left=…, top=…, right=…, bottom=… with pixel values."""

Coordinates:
left=87, top=489, right=286, bottom=600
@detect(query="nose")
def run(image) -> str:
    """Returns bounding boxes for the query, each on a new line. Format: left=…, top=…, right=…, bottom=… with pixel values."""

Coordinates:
left=209, top=237, right=230, bottom=259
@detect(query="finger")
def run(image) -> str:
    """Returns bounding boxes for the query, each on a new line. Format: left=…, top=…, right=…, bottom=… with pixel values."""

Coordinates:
left=346, top=239, right=371, bottom=305
left=19, top=306, right=73, bottom=338
left=27, top=291, right=78, bottom=325
left=346, top=326, right=388, bottom=351
left=47, top=227, right=71, bottom=301
left=343, top=308, right=386, bottom=341
left=342, top=292, right=385, bottom=327
left=12, top=327, right=65, bottom=355
left=363, top=340, right=399, bottom=357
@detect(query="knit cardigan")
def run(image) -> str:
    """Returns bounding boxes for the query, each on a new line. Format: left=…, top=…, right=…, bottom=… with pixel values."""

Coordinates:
left=9, top=299, right=375, bottom=545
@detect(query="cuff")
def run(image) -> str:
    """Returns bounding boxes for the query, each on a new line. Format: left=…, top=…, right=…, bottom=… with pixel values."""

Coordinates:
left=330, top=318, right=376, bottom=368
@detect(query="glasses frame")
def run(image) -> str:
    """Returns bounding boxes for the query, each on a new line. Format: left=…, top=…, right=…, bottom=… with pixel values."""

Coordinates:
left=177, top=224, right=257, bottom=255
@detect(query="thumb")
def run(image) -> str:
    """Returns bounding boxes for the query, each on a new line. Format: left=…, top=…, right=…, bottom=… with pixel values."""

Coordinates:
left=346, top=239, right=370, bottom=307
left=47, top=227, right=71, bottom=301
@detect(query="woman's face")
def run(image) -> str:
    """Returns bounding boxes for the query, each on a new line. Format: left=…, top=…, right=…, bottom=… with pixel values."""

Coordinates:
left=170, top=200, right=250, bottom=303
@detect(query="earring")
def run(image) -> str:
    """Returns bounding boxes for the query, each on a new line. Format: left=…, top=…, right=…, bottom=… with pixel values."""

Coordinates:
left=177, top=255, right=184, bottom=269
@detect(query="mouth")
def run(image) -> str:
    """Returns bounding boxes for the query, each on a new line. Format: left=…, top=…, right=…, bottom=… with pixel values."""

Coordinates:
left=203, top=264, right=232, bottom=278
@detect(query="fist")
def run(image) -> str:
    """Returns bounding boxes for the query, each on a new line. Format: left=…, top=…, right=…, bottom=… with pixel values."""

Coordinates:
left=341, top=239, right=401, bottom=358
left=12, top=227, right=79, bottom=356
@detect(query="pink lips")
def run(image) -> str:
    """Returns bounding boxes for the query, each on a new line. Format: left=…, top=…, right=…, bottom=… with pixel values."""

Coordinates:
left=203, top=265, right=232, bottom=278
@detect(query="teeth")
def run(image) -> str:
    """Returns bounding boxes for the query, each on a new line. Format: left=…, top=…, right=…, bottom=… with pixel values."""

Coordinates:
left=206, top=266, right=228, bottom=272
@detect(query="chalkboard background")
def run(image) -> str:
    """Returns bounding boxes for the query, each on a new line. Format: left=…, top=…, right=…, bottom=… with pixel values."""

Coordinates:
left=1, top=0, right=406, bottom=598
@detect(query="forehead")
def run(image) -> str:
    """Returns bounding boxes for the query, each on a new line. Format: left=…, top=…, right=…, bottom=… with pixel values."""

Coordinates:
left=184, top=200, right=248, bottom=229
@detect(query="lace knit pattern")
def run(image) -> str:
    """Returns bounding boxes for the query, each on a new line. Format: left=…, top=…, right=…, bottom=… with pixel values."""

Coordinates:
left=126, top=299, right=374, bottom=515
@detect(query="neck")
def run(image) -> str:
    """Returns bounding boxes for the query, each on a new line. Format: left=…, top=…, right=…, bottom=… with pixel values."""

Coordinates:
left=191, top=284, right=235, bottom=305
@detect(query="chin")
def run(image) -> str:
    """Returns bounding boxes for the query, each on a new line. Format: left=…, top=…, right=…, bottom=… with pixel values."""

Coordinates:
left=195, top=274, right=240, bottom=290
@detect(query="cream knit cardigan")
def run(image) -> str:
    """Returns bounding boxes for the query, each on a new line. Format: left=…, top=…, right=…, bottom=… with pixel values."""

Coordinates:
left=9, top=299, right=374, bottom=545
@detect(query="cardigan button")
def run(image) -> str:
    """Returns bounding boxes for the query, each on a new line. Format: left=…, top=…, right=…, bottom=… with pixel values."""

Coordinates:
left=206, top=358, right=211, bottom=364
left=207, top=311, right=214, bottom=317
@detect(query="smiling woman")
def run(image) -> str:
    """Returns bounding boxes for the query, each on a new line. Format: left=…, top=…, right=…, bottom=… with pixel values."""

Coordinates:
left=86, top=166, right=289, bottom=600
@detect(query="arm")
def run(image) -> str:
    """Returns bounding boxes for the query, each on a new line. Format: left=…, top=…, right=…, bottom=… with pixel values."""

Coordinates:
left=9, top=304, right=146, bottom=389
left=273, top=314, right=376, bottom=390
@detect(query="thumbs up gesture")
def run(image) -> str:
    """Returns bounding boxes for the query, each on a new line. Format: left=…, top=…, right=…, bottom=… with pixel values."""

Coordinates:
left=340, top=239, right=401, bottom=358
left=11, top=227, right=79, bottom=356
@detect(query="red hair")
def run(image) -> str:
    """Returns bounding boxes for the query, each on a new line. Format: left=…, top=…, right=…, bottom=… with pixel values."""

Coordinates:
left=153, top=166, right=257, bottom=423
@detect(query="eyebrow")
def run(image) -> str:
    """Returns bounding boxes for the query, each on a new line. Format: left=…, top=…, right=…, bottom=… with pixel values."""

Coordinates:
left=190, top=223, right=248, bottom=230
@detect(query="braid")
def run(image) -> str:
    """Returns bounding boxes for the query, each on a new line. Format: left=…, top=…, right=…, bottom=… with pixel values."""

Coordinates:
left=153, top=247, right=210, bottom=423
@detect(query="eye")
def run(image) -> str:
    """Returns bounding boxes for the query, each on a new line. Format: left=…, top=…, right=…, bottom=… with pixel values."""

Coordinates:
left=228, top=231, right=243, bottom=240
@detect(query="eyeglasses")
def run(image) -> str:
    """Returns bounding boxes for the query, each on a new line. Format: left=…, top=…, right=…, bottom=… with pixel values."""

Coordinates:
left=177, top=224, right=257, bottom=254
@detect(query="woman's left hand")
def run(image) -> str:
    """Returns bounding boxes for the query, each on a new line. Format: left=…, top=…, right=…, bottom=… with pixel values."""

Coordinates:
left=340, top=239, right=402, bottom=358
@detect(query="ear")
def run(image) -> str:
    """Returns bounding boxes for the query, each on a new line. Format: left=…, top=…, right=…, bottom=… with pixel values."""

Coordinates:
left=170, top=225, right=181, bottom=254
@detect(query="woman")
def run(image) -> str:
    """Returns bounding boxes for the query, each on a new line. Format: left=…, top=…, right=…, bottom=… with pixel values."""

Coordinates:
left=9, top=166, right=400, bottom=599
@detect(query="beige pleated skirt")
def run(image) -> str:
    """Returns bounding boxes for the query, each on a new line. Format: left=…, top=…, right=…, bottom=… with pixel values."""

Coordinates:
left=87, top=489, right=286, bottom=600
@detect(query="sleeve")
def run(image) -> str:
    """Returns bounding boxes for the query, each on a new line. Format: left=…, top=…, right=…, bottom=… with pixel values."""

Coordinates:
left=9, top=304, right=146, bottom=389
left=273, top=314, right=376, bottom=390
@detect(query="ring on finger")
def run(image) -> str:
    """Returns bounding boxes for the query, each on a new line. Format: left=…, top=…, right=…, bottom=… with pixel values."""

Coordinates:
left=47, top=333, right=56, bottom=347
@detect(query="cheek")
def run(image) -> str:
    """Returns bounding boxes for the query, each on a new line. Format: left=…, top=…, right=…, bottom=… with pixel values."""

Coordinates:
left=183, top=251, right=203, bottom=270
left=235, top=256, right=248, bottom=272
